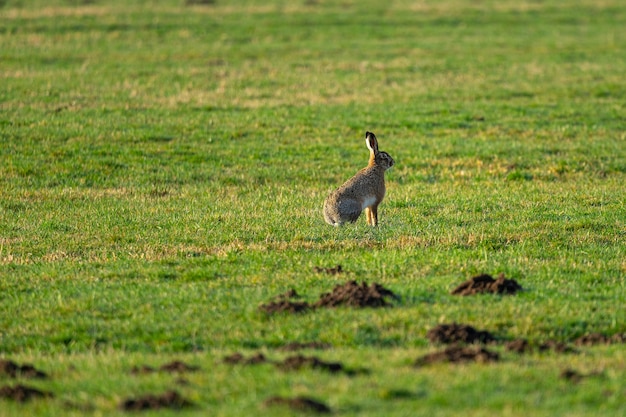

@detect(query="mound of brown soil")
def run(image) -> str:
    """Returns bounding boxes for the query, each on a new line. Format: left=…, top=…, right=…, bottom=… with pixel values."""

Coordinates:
left=451, top=273, right=522, bottom=296
left=120, top=390, right=193, bottom=411
left=538, top=340, right=576, bottom=354
left=159, top=361, right=199, bottom=373
left=278, top=342, right=332, bottom=351
left=574, top=333, right=626, bottom=346
left=0, top=384, right=53, bottom=402
left=0, top=360, right=47, bottom=379
left=505, top=339, right=576, bottom=354
left=414, top=345, right=499, bottom=366
left=223, top=352, right=269, bottom=365
left=314, top=281, right=397, bottom=308
left=313, top=265, right=344, bottom=275
left=427, top=323, right=495, bottom=344
left=223, top=352, right=360, bottom=375
left=130, top=361, right=199, bottom=375
left=259, top=300, right=311, bottom=314
left=277, top=355, right=345, bottom=374
left=505, top=339, right=532, bottom=354
left=260, top=281, right=397, bottom=314
left=259, top=289, right=311, bottom=314
left=264, top=396, right=331, bottom=414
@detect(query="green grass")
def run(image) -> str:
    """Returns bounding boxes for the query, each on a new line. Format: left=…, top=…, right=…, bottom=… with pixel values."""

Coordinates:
left=1, top=0, right=625, bottom=415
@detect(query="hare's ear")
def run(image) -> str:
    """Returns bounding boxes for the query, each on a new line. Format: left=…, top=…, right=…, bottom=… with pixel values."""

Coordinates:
left=365, top=131, right=379, bottom=153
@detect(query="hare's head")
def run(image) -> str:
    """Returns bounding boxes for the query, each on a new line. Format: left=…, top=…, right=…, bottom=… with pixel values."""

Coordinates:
left=366, top=131, right=395, bottom=170
left=375, top=151, right=395, bottom=170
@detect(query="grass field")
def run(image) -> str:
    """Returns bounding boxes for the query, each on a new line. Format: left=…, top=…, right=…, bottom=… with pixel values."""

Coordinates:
left=1, top=0, right=625, bottom=415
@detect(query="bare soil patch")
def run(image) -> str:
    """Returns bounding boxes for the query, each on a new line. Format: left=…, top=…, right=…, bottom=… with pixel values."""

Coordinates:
left=223, top=352, right=359, bottom=375
left=538, top=340, right=576, bottom=354
left=0, top=384, right=53, bottom=402
left=574, top=333, right=626, bottom=346
left=264, top=396, right=331, bottom=414
left=427, top=323, right=495, bottom=344
left=120, top=390, right=193, bottom=411
left=0, top=359, right=47, bottom=379
left=278, top=342, right=332, bottom=351
left=259, top=289, right=311, bottom=314
left=130, top=361, right=199, bottom=375
left=259, top=300, right=311, bottom=314
left=223, top=352, right=269, bottom=365
left=451, top=273, right=522, bottom=296
left=159, top=361, right=200, bottom=373
left=505, top=339, right=532, bottom=354
left=277, top=355, right=346, bottom=374
left=313, top=264, right=344, bottom=275
left=505, top=338, right=576, bottom=354
left=414, top=345, right=499, bottom=366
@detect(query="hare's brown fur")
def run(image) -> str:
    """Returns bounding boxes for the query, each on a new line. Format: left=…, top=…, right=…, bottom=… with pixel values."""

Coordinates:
left=323, top=132, right=394, bottom=226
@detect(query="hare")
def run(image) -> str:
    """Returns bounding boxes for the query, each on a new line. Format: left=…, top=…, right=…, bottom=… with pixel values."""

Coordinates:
left=323, top=131, right=395, bottom=227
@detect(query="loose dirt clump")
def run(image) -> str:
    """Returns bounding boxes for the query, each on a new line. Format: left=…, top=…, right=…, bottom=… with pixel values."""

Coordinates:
left=427, top=323, right=495, bottom=344
left=278, top=342, right=332, bottom=352
left=259, top=300, right=311, bottom=314
left=130, top=361, right=199, bottom=375
left=0, top=384, right=53, bottom=402
left=260, top=281, right=397, bottom=314
left=264, top=396, right=331, bottom=414
left=277, top=355, right=345, bottom=374
left=505, top=339, right=577, bottom=354
left=120, top=390, right=193, bottom=411
left=259, top=289, right=311, bottom=314
left=414, top=345, right=500, bottom=366
left=223, top=353, right=360, bottom=375
left=451, top=273, right=522, bottom=296
left=314, top=280, right=398, bottom=308
left=313, top=264, right=344, bottom=275
left=505, top=339, right=532, bottom=354
left=0, top=359, right=47, bottom=379
left=574, top=333, right=626, bottom=346
left=223, top=352, right=269, bottom=365
left=159, top=361, right=199, bottom=373
left=538, top=340, right=576, bottom=354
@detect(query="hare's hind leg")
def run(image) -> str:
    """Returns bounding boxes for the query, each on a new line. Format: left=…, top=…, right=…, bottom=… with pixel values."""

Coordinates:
left=338, top=199, right=362, bottom=224
left=365, top=205, right=378, bottom=226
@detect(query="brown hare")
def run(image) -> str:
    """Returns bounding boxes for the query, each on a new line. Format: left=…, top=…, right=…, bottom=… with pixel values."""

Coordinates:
left=323, top=131, right=395, bottom=226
